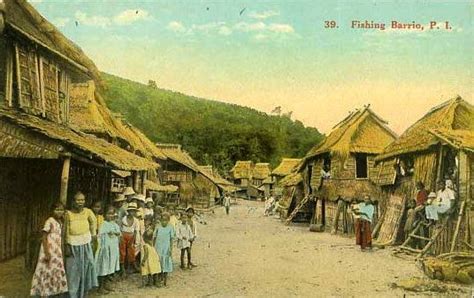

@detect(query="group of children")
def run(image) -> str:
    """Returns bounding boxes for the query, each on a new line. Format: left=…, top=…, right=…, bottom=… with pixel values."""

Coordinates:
left=30, top=188, right=199, bottom=297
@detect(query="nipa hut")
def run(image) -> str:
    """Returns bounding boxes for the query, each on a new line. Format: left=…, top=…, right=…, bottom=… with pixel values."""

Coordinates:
left=271, top=158, right=302, bottom=196
left=156, top=143, right=222, bottom=209
left=292, top=105, right=397, bottom=231
left=252, top=163, right=272, bottom=198
left=277, top=172, right=307, bottom=220
left=0, top=0, right=156, bottom=266
left=229, top=160, right=254, bottom=198
left=373, top=97, right=474, bottom=256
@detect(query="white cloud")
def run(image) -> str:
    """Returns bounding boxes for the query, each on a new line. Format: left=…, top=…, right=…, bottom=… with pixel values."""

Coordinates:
left=191, top=22, right=226, bottom=33
left=167, top=21, right=186, bottom=33
left=74, top=9, right=150, bottom=28
left=248, top=10, right=279, bottom=20
left=53, top=17, right=70, bottom=28
left=234, top=22, right=266, bottom=32
left=218, top=26, right=232, bottom=36
left=75, top=11, right=111, bottom=28
left=114, top=9, right=150, bottom=25
left=267, top=23, right=294, bottom=33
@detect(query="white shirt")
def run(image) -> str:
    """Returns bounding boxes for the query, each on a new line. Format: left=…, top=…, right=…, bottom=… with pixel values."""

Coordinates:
left=437, top=188, right=455, bottom=207
left=121, top=216, right=140, bottom=234
left=223, top=196, right=231, bottom=207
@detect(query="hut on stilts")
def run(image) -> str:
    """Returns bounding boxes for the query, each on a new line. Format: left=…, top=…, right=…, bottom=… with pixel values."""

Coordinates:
left=230, top=160, right=254, bottom=198
left=271, top=158, right=301, bottom=196
left=373, top=96, right=474, bottom=257
left=287, top=105, right=397, bottom=232
left=0, top=0, right=158, bottom=267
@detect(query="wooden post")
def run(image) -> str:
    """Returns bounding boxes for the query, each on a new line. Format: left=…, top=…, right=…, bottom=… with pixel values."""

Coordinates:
left=435, top=144, right=444, bottom=186
left=142, top=171, right=147, bottom=195
left=59, top=156, right=71, bottom=205
left=133, top=171, right=139, bottom=193
left=14, top=44, right=22, bottom=107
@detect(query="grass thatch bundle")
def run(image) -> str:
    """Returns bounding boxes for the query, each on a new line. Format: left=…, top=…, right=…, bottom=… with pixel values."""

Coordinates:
left=230, top=160, right=254, bottom=179
left=253, top=163, right=271, bottom=180
left=377, top=97, right=474, bottom=161
left=272, top=158, right=301, bottom=177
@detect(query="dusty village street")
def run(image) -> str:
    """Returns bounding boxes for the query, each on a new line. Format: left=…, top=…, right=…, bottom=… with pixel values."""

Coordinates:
left=0, top=199, right=471, bottom=297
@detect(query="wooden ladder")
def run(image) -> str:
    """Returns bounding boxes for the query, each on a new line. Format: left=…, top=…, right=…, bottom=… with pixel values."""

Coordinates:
left=285, top=195, right=310, bottom=225
left=399, top=218, right=447, bottom=258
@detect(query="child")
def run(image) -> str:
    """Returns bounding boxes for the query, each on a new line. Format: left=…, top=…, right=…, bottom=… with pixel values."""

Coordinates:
left=95, top=207, right=121, bottom=294
left=141, top=232, right=161, bottom=287
left=153, top=212, right=174, bottom=286
left=169, top=207, right=179, bottom=231
left=176, top=213, right=194, bottom=270
left=186, top=207, right=198, bottom=267
left=91, top=201, right=104, bottom=255
left=144, top=197, right=154, bottom=219
left=30, top=202, right=68, bottom=297
left=120, top=202, right=140, bottom=276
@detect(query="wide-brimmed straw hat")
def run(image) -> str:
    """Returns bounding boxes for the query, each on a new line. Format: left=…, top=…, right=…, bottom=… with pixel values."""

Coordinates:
left=428, top=192, right=437, bottom=198
left=132, top=194, right=146, bottom=202
left=114, top=194, right=126, bottom=202
left=123, top=187, right=136, bottom=196
left=127, top=202, right=138, bottom=211
left=145, top=197, right=154, bottom=204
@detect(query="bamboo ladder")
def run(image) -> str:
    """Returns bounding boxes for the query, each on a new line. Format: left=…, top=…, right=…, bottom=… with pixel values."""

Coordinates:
left=399, top=201, right=465, bottom=258
left=285, top=194, right=309, bottom=225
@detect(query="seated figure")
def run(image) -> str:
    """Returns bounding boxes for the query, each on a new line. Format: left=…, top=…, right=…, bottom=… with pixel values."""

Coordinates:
left=425, top=180, right=455, bottom=221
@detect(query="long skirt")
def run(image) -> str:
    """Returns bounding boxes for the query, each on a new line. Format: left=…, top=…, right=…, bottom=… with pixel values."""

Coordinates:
left=355, top=219, right=372, bottom=249
left=66, top=243, right=98, bottom=298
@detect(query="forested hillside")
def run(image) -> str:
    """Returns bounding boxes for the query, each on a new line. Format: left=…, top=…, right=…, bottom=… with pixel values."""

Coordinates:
left=102, top=73, right=324, bottom=172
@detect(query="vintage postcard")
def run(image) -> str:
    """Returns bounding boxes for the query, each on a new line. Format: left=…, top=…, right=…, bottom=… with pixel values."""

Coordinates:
left=0, top=0, right=473, bottom=297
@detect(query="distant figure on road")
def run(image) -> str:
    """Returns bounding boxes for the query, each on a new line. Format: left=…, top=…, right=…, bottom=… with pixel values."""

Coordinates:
left=223, top=193, right=231, bottom=215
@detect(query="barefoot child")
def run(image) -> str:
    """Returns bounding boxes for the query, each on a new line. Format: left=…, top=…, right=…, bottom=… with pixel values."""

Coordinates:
left=95, top=207, right=121, bottom=294
left=30, top=202, right=68, bottom=297
left=91, top=201, right=104, bottom=255
left=141, top=232, right=161, bottom=287
left=153, top=212, right=174, bottom=286
left=176, top=213, right=194, bottom=270
left=186, top=207, right=198, bottom=267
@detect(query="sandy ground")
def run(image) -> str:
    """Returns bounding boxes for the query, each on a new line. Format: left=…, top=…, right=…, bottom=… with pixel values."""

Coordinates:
left=1, top=199, right=471, bottom=297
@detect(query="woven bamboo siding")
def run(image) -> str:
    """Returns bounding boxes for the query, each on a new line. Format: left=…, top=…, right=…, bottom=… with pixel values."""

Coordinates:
left=41, top=57, right=60, bottom=122
left=67, top=159, right=109, bottom=208
left=368, top=155, right=378, bottom=181
left=0, top=158, right=61, bottom=264
left=0, top=119, right=59, bottom=159
left=0, top=37, right=7, bottom=101
left=16, top=43, right=42, bottom=116
left=413, top=152, right=438, bottom=193
left=375, top=159, right=397, bottom=186
left=310, top=160, right=322, bottom=190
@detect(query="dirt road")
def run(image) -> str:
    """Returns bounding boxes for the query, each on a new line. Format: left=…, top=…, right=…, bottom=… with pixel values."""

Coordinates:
left=1, top=199, right=469, bottom=297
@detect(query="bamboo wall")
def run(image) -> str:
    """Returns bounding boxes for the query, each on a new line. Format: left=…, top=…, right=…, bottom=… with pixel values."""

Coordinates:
left=0, top=158, right=61, bottom=266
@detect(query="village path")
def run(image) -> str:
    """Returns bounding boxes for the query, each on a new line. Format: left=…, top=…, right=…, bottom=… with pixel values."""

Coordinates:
left=99, top=200, right=434, bottom=297
left=0, top=199, right=466, bottom=297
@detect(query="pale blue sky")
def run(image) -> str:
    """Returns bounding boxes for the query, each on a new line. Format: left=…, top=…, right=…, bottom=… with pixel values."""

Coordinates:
left=30, top=0, right=473, bottom=133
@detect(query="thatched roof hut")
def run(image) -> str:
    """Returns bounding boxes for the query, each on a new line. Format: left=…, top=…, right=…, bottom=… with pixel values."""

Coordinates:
left=253, top=163, right=271, bottom=180
left=272, top=158, right=301, bottom=177
left=376, top=97, right=474, bottom=161
left=230, top=161, right=254, bottom=180
left=373, top=97, right=474, bottom=256
left=2, top=0, right=101, bottom=83
left=305, top=106, right=397, bottom=161
left=198, top=165, right=239, bottom=193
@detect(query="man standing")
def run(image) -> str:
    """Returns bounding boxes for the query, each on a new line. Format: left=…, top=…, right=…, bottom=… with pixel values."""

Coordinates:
left=223, top=193, right=231, bottom=215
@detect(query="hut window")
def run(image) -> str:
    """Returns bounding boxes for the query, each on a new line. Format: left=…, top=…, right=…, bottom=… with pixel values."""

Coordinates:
left=355, top=153, right=368, bottom=179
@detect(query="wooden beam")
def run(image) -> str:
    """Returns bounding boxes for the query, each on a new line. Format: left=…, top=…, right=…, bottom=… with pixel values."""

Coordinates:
left=14, top=43, right=22, bottom=107
left=59, top=156, right=71, bottom=205
left=142, top=171, right=147, bottom=195
left=5, top=43, right=13, bottom=106
left=37, top=56, right=45, bottom=117
left=435, top=144, right=444, bottom=185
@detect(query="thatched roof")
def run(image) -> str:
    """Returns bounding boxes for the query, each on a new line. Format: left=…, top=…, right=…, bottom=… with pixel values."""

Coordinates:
left=198, top=165, right=239, bottom=192
left=156, top=144, right=223, bottom=190
left=145, top=180, right=178, bottom=193
left=253, top=163, right=271, bottom=180
left=278, top=172, right=303, bottom=187
left=377, top=97, right=474, bottom=161
left=0, top=108, right=156, bottom=170
left=230, top=161, right=254, bottom=179
left=305, top=106, right=397, bottom=160
left=272, top=158, right=302, bottom=177
left=317, top=180, right=381, bottom=202
left=3, top=0, right=101, bottom=82
left=69, top=81, right=166, bottom=160
left=429, top=129, right=474, bottom=153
